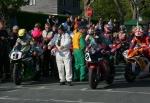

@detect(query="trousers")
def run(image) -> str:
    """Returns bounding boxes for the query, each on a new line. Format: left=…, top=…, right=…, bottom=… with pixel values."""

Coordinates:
left=56, top=51, right=72, bottom=82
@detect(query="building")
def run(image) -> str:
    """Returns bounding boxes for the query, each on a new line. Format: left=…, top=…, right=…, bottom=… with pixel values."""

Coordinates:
left=21, top=0, right=81, bottom=15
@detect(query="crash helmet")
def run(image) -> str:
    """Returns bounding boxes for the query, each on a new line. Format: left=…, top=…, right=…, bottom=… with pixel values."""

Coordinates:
left=32, top=27, right=42, bottom=38
left=18, top=29, right=26, bottom=39
left=134, top=26, right=144, bottom=37
left=104, top=24, right=111, bottom=33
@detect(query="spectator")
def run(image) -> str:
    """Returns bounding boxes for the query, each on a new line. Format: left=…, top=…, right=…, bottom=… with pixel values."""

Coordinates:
left=48, top=25, right=73, bottom=86
left=47, top=15, right=53, bottom=26
left=9, top=25, right=19, bottom=49
left=42, top=23, right=53, bottom=78
left=0, top=19, right=10, bottom=81
left=31, top=23, right=42, bottom=46
left=49, top=24, right=59, bottom=79
left=148, top=27, right=150, bottom=36
left=47, top=15, right=59, bottom=26
left=113, top=18, right=120, bottom=32
left=72, top=24, right=87, bottom=81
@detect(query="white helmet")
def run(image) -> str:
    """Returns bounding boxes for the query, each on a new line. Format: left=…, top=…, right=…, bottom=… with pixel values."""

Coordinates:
left=134, top=26, right=143, bottom=37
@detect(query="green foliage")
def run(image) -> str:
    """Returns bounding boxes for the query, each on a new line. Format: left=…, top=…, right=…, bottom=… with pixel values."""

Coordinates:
left=119, top=0, right=132, bottom=20
left=0, top=0, right=27, bottom=17
left=85, top=0, right=150, bottom=21
left=91, top=0, right=119, bottom=20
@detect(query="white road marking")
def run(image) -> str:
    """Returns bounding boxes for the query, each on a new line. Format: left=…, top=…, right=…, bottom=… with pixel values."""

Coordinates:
left=0, top=97, right=104, bottom=103
left=31, top=86, right=46, bottom=90
left=1, top=96, right=9, bottom=98
left=1, top=84, right=150, bottom=95
left=6, top=90, right=18, bottom=92
left=80, top=88, right=88, bottom=91
left=16, top=85, right=23, bottom=88
left=105, top=89, right=113, bottom=91
left=27, top=87, right=150, bottom=95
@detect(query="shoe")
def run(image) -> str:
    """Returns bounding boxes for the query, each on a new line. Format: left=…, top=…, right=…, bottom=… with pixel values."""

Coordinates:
left=60, top=82, right=65, bottom=85
left=67, top=82, right=73, bottom=86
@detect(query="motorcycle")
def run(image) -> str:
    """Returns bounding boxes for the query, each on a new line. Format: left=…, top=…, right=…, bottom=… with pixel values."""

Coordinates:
left=111, top=40, right=129, bottom=65
left=123, top=50, right=150, bottom=82
left=9, top=44, right=40, bottom=85
left=85, top=48, right=115, bottom=89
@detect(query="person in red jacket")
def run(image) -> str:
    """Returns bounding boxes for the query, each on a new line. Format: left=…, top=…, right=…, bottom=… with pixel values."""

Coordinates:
left=128, top=26, right=150, bottom=59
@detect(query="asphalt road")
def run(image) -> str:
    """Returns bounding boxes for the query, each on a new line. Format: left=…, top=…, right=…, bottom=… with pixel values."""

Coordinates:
left=0, top=63, right=150, bottom=103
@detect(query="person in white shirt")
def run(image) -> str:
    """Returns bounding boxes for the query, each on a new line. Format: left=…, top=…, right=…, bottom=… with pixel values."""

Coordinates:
left=41, top=23, right=53, bottom=78
left=48, top=25, right=72, bottom=86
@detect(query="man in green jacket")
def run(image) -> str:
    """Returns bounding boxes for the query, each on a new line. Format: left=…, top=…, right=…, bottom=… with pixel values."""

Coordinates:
left=72, top=26, right=87, bottom=81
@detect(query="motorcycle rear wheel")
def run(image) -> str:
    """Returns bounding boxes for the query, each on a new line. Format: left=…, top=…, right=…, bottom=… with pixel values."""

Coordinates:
left=124, top=63, right=136, bottom=82
left=105, top=64, right=115, bottom=85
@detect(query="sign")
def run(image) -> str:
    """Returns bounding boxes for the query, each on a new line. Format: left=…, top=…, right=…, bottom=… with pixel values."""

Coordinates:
left=85, top=6, right=93, bottom=17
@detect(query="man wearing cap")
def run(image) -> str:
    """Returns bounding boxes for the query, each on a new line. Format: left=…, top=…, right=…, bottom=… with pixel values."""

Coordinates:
left=72, top=25, right=87, bottom=81
left=48, top=25, right=72, bottom=86
left=128, top=26, right=150, bottom=58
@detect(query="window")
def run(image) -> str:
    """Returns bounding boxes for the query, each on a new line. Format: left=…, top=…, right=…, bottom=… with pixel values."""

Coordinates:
left=28, top=0, right=36, bottom=6
left=73, top=0, right=79, bottom=8
left=59, top=0, right=66, bottom=6
left=63, top=0, right=66, bottom=6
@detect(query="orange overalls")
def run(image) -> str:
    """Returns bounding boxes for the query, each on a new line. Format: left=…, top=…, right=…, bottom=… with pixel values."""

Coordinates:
left=128, top=36, right=150, bottom=59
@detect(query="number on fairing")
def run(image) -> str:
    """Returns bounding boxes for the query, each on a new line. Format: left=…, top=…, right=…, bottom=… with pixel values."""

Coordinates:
left=10, top=52, right=22, bottom=60
left=85, top=52, right=92, bottom=62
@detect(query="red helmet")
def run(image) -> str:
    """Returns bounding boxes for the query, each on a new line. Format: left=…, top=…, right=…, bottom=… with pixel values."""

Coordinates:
left=32, top=27, right=42, bottom=38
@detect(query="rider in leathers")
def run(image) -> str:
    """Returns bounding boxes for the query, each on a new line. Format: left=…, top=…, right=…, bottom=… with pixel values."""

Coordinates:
left=14, top=29, right=42, bottom=74
left=128, top=26, right=150, bottom=59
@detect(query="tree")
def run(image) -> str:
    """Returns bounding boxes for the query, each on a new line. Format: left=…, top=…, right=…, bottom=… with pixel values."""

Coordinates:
left=83, top=0, right=95, bottom=17
left=83, top=0, right=150, bottom=21
left=0, top=0, right=27, bottom=21
left=127, top=0, right=150, bottom=19
left=113, top=0, right=124, bottom=22
left=91, top=0, right=119, bottom=21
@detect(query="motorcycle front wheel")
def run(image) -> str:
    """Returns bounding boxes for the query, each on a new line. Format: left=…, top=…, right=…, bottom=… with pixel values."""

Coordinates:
left=104, top=63, right=115, bottom=85
left=89, top=68, right=98, bottom=89
left=124, top=63, right=136, bottom=83
left=13, top=63, right=22, bottom=85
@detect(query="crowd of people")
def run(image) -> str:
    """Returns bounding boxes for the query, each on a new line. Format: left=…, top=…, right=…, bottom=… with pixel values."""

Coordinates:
left=0, top=15, right=150, bottom=86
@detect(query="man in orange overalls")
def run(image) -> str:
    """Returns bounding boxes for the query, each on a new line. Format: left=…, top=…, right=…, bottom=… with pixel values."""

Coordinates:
left=128, top=26, right=150, bottom=59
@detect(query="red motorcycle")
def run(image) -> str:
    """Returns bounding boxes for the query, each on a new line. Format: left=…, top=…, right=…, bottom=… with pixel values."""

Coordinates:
left=85, top=49, right=115, bottom=89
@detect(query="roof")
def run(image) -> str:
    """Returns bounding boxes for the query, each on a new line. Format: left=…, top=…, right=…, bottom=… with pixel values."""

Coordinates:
left=21, top=0, right=58, bottom=15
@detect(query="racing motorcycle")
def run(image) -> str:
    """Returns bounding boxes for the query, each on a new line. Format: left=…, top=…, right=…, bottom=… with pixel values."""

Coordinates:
left=111, top=40, right=129, bottom=65
left=85, top=48, right=115, bottom=89
left=9, top=44, right=40, bottom=85
left=123, top=50, right=150, bottom=82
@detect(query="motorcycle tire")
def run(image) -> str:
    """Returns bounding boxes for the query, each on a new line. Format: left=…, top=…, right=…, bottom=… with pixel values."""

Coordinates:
left=124, top=63, right=136, bottom=83
left=105, top=64, right=114, bottom=85
left=89, top=69, right=98, bottom=89
left=13, top=64, right=22, bottom=85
